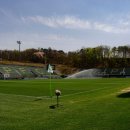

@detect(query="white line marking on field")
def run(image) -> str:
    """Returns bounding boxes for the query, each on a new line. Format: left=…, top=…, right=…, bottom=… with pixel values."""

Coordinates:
left=0, top=93, right=50, bottom=99
left=0, top=86, right=112, bottom=99
left=61, top=87, right=109, bottom=97
left=95, top=83, right=126, bottom=84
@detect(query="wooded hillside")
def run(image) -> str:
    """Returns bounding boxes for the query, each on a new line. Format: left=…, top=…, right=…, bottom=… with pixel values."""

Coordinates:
left=1, top=45, right=130, bottom=70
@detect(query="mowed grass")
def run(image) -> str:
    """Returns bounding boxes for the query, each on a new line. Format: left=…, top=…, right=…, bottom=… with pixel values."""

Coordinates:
left=0, top=78, right=130, bottom=130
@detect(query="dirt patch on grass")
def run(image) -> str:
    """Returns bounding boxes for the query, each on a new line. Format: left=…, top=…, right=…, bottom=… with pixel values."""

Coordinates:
left=121, top=88, right=130, bottom=93
left=117, top=87, right=130, bottom=98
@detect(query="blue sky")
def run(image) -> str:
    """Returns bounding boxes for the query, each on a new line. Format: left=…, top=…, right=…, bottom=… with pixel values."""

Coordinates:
left=1, top=0, right=130, bottom=52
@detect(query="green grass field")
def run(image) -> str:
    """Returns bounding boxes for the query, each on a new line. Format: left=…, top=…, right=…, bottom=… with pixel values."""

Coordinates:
left=0, top=78, right=130, bottom=130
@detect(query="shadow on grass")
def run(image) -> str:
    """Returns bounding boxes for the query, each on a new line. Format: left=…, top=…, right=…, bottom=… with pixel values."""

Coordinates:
left=34, top=98, right=42, bottom=101
left=117, top=92, right=130, bottom=98
left=49, top=104, right=63, bottom=109
left=49, top=104, right=57, bottom=109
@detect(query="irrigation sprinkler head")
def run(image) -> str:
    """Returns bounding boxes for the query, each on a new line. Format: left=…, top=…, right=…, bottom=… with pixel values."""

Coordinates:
left=55, top=89, right=61, bottom=96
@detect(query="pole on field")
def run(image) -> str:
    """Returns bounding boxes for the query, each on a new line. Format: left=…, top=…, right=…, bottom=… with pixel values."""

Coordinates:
left=47, top=64, right=53, bottom=100
left=55, top=90, right=61, bottom=107
left=56, top=95, right=59, bottom=107
left=49, top=72, right=53, bottom=99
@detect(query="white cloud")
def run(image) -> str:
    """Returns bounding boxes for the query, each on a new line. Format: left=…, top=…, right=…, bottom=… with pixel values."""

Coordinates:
left=22, top=15, right=130, bottom=34
left=22, top=15, right=91, bottom=30
left=1, top=14, right=130, bottom=51
left=93, top=22, right=129, bottom=33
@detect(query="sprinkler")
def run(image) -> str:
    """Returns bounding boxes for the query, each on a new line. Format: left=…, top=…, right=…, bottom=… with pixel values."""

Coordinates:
left=55, top=90, right=61, bottom=107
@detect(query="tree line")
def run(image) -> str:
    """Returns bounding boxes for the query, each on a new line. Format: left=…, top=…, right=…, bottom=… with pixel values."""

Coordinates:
left=1, top=45, right=130, bottom=69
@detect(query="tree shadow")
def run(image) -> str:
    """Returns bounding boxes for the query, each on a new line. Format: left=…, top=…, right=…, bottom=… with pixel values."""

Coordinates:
left=117, top=92, right=130, bottom=98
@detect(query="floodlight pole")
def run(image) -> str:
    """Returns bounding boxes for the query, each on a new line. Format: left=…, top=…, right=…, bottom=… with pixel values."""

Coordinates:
left=17, top=41, right=21, bottom=61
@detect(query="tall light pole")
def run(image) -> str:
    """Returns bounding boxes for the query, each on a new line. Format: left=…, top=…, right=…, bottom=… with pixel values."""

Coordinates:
left=17, top=41, right=21, bottom=61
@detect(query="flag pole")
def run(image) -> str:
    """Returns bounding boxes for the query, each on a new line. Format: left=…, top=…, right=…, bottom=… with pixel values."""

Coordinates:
left=48, top=64, right=53, bottom=101
left=49, top=72, right=53, bottom=99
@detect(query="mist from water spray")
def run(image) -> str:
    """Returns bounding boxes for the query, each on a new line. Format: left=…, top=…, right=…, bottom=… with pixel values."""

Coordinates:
left=66, top=69, right=101, bottom=79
